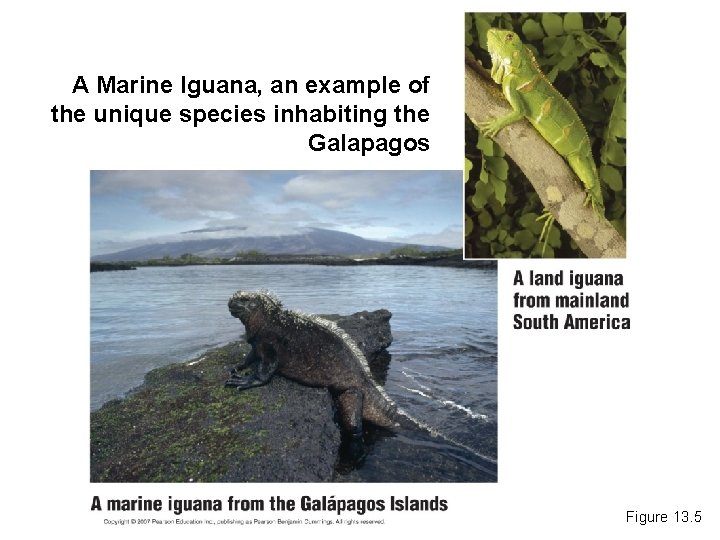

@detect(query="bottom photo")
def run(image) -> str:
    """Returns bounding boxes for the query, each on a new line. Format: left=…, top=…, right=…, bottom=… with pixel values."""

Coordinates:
left=90, top=170, right=498, bottom=482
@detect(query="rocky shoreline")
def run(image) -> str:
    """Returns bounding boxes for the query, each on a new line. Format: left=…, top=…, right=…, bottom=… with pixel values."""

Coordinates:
left=90, top=262, right=136, bottom=272
left=90, top=308, right=497, bottom=483
left=91, top=251, right=495, bottom=270
left=90, top=310, right=393, bottom=483
left=91, top=340, right=342, bottom=482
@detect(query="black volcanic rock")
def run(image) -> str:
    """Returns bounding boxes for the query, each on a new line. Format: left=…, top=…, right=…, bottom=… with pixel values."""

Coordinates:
left=90, top=309, right=394, bottom=482
left=90, top=262, right=136, bottom=272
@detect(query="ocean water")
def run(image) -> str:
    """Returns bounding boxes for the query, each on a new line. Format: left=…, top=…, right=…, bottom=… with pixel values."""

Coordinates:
left=91, top=264, right=498, bottom=480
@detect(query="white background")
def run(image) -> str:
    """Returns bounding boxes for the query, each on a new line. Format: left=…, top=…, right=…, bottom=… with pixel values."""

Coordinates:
left=2, top=1, right=719, bottom=538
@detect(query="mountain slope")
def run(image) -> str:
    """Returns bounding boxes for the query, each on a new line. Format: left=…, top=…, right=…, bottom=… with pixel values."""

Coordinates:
left=93, top=228, right=448, bottom=261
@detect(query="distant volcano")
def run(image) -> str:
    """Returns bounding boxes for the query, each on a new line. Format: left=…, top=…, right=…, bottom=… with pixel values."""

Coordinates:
left=92, top=228, right=449, bottom=262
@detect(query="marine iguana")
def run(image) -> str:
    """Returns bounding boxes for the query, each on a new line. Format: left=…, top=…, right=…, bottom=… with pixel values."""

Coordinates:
left=225, top=290, right=498, bottom=469
left=224, top=290, right=400, bottom=437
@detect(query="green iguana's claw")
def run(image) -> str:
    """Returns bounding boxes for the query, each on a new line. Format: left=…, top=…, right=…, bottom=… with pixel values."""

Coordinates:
left=535, top=210, right=555, bottom=258
left=478, top=118, right=501, bottom=138
left=583, top=192, right=605, bottom=219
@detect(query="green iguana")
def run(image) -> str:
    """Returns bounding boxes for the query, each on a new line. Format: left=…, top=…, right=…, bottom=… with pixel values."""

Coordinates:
left=479, top=28, right=604, bottom=218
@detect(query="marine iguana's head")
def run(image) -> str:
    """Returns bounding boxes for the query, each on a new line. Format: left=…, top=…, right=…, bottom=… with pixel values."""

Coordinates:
left=228, top=290, right=282, bottom=323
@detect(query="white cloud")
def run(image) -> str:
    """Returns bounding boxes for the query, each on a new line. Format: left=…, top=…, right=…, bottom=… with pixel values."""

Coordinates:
left=92, top=171, right=252, bottom=219
left=91, top=171, right=462, bottom=254
left=281, top=171, right=418, bottom=208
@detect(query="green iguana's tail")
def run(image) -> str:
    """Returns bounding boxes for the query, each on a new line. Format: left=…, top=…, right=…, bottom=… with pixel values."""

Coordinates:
left=567, top=153, right=605, bottom=216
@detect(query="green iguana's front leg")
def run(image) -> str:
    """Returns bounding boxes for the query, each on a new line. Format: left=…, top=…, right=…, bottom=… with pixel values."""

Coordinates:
left=478, top=76, right=529, bottom=138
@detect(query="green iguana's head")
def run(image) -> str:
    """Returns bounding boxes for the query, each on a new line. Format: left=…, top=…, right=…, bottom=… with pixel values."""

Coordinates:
left=486, top=28, right=526, bottom=84
left=486, top=28, right=523, bottom=58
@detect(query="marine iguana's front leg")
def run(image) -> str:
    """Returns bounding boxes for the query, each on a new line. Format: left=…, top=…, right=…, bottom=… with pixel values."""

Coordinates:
left=225, top=343, right=279, bottom=390
left=228, top=343, right=259, bottom=375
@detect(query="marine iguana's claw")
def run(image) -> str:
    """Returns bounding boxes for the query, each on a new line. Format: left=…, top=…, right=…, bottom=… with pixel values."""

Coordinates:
left=225, top=374, right=265, bottom=390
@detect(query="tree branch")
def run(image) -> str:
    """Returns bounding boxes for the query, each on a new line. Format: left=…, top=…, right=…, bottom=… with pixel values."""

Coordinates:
left=465, top=56, right=626, bottom=258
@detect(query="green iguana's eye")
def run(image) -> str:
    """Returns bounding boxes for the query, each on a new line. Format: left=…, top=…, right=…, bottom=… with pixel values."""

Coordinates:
left=505, top=33, right=513, bottom=41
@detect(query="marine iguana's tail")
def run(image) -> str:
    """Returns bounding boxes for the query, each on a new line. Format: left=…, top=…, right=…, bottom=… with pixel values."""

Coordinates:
left=394, top=408, right=498, bottom=466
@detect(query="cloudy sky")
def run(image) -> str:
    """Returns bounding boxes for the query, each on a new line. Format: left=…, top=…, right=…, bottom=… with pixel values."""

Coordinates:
left=91, top=171, right=461, bottom=256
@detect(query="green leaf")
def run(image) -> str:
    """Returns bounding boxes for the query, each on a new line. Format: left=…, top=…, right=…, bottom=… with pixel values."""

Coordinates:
left=522, top=19, right=545, bottom=41
left=543, top=36, right=564, bottom=55
left=485, top=156, right=509, bottom=180
left=575, top=30, right=602, bottom=51
left=559, top=35, right=576, bottom=56
left=546, top=66, right=559, bottom=83
left=471, top=179, right=493, bottom=208
left=589, top=52, right=609, bottom=67
left=609, top=117, right=625, bottom=140
left=464, top=158, right=473, bottom=183
left=477, top=209, right=493, bottom=228
left=599, top=165, right=623, bottom=191
left=556, top=54, right=578, bottom=72
left=490, top=175, right=507, bottom=205
left=476, top=134, right=494, bottom=156
left=542, top=13, right=564, bottom=37
left=479, top=166, right=489, bottom=184
left=609, top=106, right=626, bottom=139
left=518, top=212, right=539, bottom=229
left=605, top=16, right=622, bottom=41
left=607, top=54, right=626, bottom=79
left=564, top=13, right=583, bottom=32
left=548, top=225, right=562, bottom=248
left=465, top=14, right=473, bottom=47
left=465, top=216, right=474, bottom=236
left=473, top=14, right=493, bottom=50
left=603, top=83, right=619, bottom=102
left=470, top=190, right=486, bottom=211
left=514, top=229, right=536, bottom=250
left=602, top=139, right=626, bottom=166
